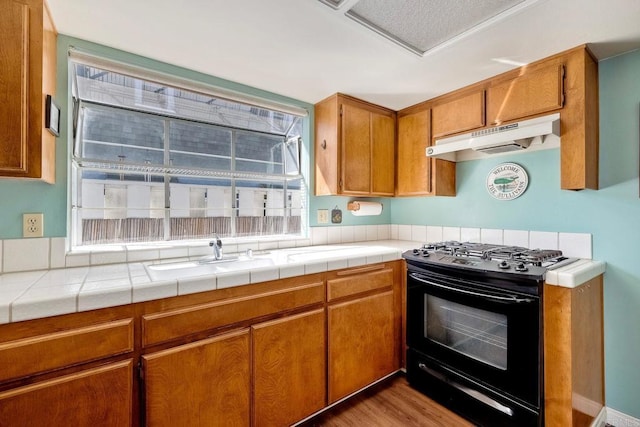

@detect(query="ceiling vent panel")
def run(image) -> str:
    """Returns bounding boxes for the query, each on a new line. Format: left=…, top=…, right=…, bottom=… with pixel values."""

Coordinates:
left=345, top=0, right=530, bottom=56
left=318, top=0, right=349, bottom=10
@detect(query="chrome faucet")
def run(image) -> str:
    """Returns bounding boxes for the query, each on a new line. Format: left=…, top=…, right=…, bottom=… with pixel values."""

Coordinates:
left=209, top=234, right=223, bottom=260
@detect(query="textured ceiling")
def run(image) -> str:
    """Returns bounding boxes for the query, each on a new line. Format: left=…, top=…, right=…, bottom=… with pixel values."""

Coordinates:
left=346, top=0, right=528, bottom=55
left=46, top=0, right=640, bottom=110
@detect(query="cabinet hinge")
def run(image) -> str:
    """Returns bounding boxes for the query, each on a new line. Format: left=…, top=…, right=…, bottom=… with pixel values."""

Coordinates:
left=340, top=105, right=343, bottom=116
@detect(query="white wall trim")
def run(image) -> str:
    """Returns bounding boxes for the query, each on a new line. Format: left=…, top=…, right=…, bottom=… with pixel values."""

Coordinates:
left=607, top=407, right=640, bottom=427
left=591, top=407, right=607, bottom=427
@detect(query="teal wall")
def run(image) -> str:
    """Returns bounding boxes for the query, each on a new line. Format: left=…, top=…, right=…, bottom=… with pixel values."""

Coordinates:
left=0, top=33, right=638, bottom=416
left=391, top=49, right=640, bottom=417
left=0, top=35, right=384, bottom=239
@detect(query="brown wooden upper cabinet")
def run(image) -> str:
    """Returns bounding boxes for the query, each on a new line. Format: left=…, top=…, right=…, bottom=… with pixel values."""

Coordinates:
left=315, top=93, right=395, bottom=197
left=431, top=91, right=485, bottom=138
left=0, top=0, right=57, bottom=183
left=486, top=63, right=565, bottom=126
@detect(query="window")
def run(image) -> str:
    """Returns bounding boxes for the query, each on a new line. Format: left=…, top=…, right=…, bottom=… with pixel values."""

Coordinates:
left=70, top=59, right=307, bottom=247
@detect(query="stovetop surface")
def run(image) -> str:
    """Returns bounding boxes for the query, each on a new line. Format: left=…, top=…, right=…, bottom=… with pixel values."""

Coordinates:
left=402, top=241, right=577, bottom=281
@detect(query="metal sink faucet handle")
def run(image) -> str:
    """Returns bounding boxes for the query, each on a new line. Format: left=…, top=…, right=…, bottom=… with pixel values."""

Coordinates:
left=209, top=235, right=223, bottom=260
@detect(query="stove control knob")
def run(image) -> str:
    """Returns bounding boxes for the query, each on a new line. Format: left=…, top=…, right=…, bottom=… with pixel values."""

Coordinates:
left=421, top=251, right=430, bottom=257
left=498, top=260, right=510, bottom=269
left=515, top=263, right=528, bottom=272
left=412, top=249, right=420, bottom=255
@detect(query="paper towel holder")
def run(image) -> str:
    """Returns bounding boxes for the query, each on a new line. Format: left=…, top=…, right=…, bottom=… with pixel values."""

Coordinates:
left=347, top=201, right=383, bottom=216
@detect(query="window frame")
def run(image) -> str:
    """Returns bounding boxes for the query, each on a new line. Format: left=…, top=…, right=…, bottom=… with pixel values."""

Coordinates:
left=69, top=54, right=309, bottom=249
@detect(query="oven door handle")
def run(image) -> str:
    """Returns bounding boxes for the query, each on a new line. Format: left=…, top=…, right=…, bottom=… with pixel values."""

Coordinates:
left=409, top=273, right=534, bottom=304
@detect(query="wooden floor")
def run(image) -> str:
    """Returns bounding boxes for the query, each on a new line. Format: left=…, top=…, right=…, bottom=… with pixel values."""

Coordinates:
left=297, top=374, right=475, bottom=427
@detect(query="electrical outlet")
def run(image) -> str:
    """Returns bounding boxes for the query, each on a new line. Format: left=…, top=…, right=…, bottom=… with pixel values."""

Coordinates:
left=23, top=213, right=44, bottom=238
left=317, top=209, right=329, bottom=224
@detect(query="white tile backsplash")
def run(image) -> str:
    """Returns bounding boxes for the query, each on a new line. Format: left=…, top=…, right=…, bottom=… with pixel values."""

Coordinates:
left=354, top=225, right=367, bottom=242
left=340, top=226, right=354, bottom=243
left=398, top=225, right=412, bottom=241
left=377, top=225, right=390, bottom=240
left=310, top=227, right=328, bottom=246
left=503, top=229, right=529, bottom=247
left=3, top=238, right=50, bottom=273
left=411, top=225, right=427, bottom=243
left=442, top=227, right=461, bottom=242
left=460, top=228, right=481, bottom=242
left=127, top=248, right=159, bottom=263
left=327, top=227, right=341, bottom=244
left=559, top=233, right=592, bottom=258
left=426, top=226, right=443, bottom=243
left=90, top=250, right=127, bottom=266
left=390, top=224, right=399, bottom=240
left=50, top=238, right=67, bottom=269
left=530, top=231, right=558, bottom=250
left=481, top=229, right=503, bottom=244
left=366, top=225, right=378, bottom=241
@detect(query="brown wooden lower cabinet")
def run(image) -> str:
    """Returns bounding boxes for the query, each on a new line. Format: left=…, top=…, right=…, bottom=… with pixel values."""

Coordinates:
left=544, top=275, right=605, bottom=427
left=253, top=309, right=326, bottom=426
left=0, top=359, right=133, bottom=426
left=142, top=329, right=251, bottom=427
left=0, top=261, right=404, bottom=427
left=327, top=290, right=396, bottom=403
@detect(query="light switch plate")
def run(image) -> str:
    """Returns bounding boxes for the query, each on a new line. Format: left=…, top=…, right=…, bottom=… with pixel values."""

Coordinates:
left=23, top=213, right=44, bottom=238
left=317, top=209, right=329, bottom=224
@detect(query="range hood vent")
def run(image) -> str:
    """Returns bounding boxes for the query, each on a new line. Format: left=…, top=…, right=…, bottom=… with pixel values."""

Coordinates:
left=426, top=113, right=560, bottom=162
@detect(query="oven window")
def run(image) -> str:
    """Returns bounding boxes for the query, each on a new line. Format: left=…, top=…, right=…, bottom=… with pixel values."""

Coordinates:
left=424, top=295, right=507, bottom=370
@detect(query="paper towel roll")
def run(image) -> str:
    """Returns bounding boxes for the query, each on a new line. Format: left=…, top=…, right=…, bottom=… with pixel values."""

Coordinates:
left=347, top=201, right=383, bottom=216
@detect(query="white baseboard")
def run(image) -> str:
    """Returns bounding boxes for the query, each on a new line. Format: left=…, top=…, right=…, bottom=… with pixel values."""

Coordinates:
left=607, top=407, right=640, bottom=427
left=591, top=407, right=607, bottom=427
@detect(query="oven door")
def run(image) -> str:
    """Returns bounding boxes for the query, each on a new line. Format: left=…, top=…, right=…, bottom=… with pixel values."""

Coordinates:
left=406, top=269, right=541, bottom=408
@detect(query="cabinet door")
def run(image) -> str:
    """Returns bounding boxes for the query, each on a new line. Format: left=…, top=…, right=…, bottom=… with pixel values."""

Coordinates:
left=341, top=103, right=371, bottom=194
left=431, top=91, right=485, bottom=138
left=0, top=0, right=56, bottom=182
left=253, top=309, right=326, bottom=427
left=487, top=64, right=564, bottom=125
left=397, top=109, right=431, bottom=195
left=0, top=360, right=133, bottom=426
left=0, top=1, right=29, bottom=175
left=327, top=290, right=396, bottom=403
left=142, top=329, right=250, bottom=427
left=371, top=111, right=395, bottom=196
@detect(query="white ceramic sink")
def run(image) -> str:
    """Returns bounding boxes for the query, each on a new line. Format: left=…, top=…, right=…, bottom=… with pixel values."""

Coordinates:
left=145, top=256, right=275, bottom=280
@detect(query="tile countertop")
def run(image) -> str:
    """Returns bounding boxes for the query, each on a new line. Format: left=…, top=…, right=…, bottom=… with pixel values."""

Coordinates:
left=0, top=240, right=605, bottom=325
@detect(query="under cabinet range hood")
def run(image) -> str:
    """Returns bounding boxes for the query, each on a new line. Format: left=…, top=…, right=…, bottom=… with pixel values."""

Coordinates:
left=426, top=113, right=561, bottom=162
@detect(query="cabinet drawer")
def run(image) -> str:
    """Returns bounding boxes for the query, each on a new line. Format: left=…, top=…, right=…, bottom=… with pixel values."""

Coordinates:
left=431, top=91, right=485, bottom=138
left=142, top=281, right=324, bottom=346
left=487, top=63, right=564, bottom=125
left=0, top=360, right=133, bottom=426
left=327, top=265, right=393, bottom=301
left=0, top=318, right=134, bottom=382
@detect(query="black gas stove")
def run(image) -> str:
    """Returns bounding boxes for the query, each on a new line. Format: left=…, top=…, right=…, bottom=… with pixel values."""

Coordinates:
left=403, top=241, right=576, bottom=283
left=403, top=240, right=574, bottom=426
